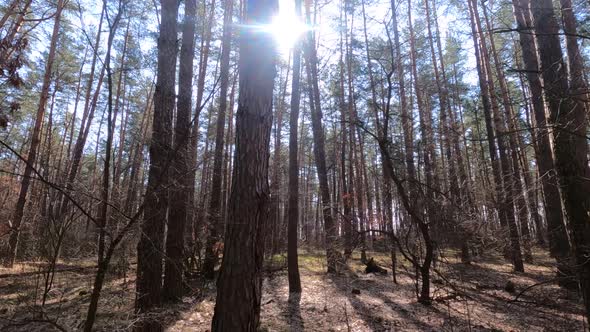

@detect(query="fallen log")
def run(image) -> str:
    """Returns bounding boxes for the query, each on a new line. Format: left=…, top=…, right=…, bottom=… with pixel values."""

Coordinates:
left=365, top=258, right=388, bottom=275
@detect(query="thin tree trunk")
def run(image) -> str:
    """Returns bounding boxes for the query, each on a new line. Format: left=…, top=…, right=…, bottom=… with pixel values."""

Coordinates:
left=304, top=0, right=339, bottom=273
left=287, top=0, right=303, bottom=294
left=471, top=0, right=524, bottom=272
left=83, top=3, right=123, bottom=328
left=4, top=0, right=64, bottom=268
left=187, top=0, right=217, bottom=257
left=203, top=0, right=234, bottom=279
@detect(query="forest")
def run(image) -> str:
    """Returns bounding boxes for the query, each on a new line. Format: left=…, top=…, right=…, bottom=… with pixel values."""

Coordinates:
left=0, top=0, right=589, bottom=330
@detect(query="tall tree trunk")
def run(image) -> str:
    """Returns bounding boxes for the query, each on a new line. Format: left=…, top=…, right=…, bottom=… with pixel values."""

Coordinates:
left=203, top=0, right=235, bottom=281
left=559, top=0, right=589, bottom=107
left=58, top=3, right=107, bottom=224
left=338, top=1, right=353, bottom=259
left=163, top=0, right=197, bottom=301
left=187, top=0, right=217, bottom=261
left=467, top=0, right=524, bottom=272
left=287, top=0, right=303, bottom=294
left=511, top=0, right=571, bottom=274
left=407, top=0, right=436, bottom=301
left=135, top=0, right=179, bottom=322
left=83, top=3, right=123, bottom=329
left=211, top=1, right=278, bottom=330
left=4, top=0, right=64, bottom=268
left=95, top=2, right=122, bottom=265
left=480, top=0, right=533, bottom=263
left=304, top=0, right=339, bottom=273
left=531, top=0, right=590, bottom=321
left=269, top=61, right=289, bottom=256
left=424, top=0, right=465, bottom=259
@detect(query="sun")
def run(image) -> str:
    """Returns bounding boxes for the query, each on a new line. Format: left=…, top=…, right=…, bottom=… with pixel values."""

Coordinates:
left=269, top=0, right=313, bottom=58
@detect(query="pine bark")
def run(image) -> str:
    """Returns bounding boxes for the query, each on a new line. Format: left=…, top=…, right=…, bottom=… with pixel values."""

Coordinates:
left=530, top=0, right=590, bottom=321
left=511, top=0, right=570, bottom=268
left=135, top=0, right=179, bottom=318
left=163, top=0, right=197, bottom=300
left=211, top=0, right=278, bottom=330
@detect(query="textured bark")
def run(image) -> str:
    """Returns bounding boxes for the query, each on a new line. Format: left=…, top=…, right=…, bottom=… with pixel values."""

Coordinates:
left=531, top=0, right=590, bottom=321
left=511, top=0, right=570, bottom=267
left=287, top=0, right=303, bottom=294
left=163, top=0, right=197, bottom=301
left=559, top=0, right=589, bottom=107
left=211, top=0, right=278, bottom=330
left=135, top=0, right=179, bottom=318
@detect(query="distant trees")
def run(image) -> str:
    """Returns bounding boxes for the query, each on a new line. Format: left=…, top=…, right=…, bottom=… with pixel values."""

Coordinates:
left=1, top=0, right=590, bottom=329
left=203, top=0, right=233, bottom=280
left=3, top=0, right=65, bottom=268
left=304, top=0, right=340, bottom=274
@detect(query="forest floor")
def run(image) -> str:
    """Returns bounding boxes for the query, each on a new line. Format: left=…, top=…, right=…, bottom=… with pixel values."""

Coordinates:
left=0, top=248, right=587, bottom=331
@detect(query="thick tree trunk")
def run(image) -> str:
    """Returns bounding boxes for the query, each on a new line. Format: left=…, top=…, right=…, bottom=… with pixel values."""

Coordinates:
left=135, top=0, right=179, bottom=321
left=531, top=0, right=590, bottom=321
left=511, top=0, right=571, bottom=271
left=211, top=0, right=278, bottom=330
left=163, top=0, right=197, bottom=301
left=559, top=0, right=589, bottom=107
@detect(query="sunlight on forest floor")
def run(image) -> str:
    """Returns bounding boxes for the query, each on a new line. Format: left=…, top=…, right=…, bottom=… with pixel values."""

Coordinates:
left=0, top=249, right=586, bottom=331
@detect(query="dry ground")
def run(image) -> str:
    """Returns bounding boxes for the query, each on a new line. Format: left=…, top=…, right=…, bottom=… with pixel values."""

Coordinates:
left=0, top=249, right=587, bottom=331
